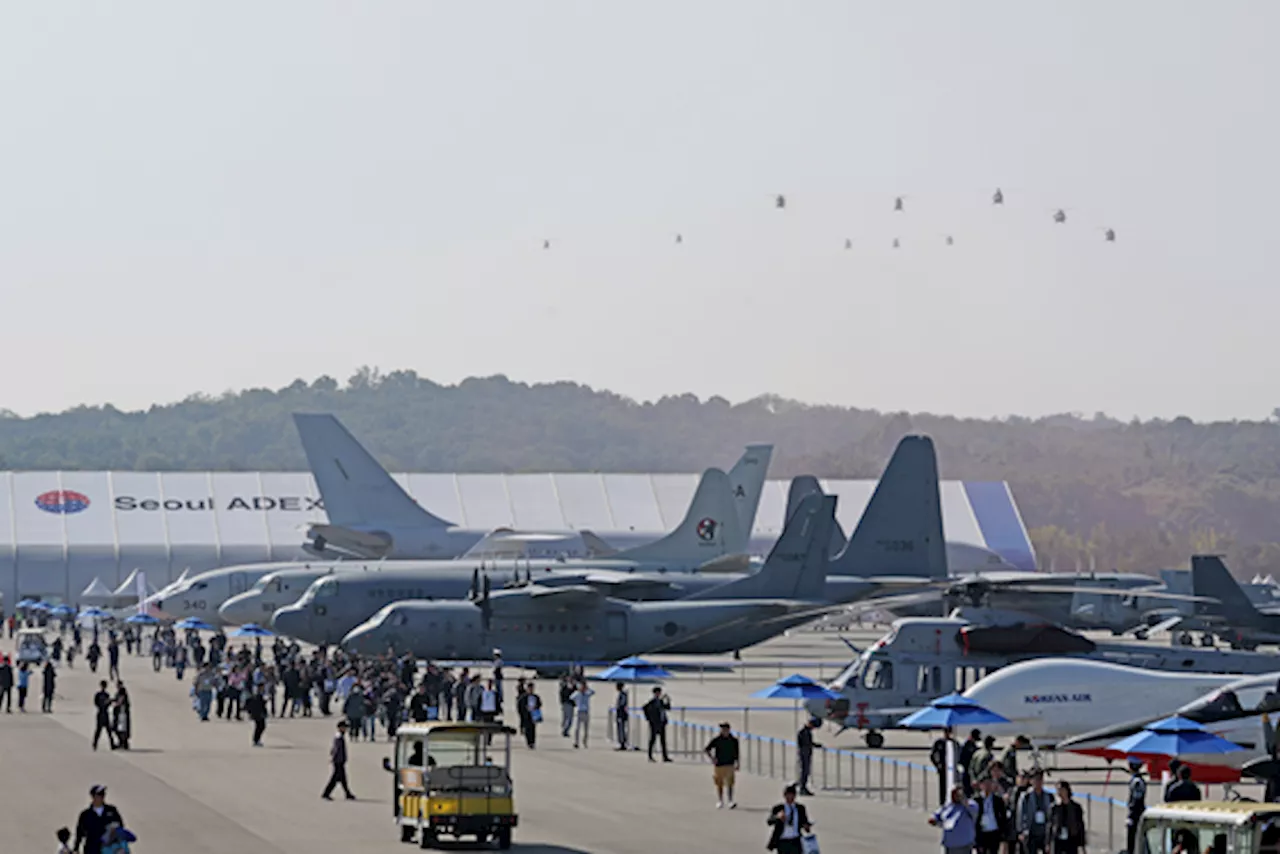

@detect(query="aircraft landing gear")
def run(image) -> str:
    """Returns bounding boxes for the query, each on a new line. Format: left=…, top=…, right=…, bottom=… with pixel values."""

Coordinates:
left=864, top=730, right=885, bottom=749
left=1176, top=632, right=1194, bottom=646
left=1200, top=633, right=1216, bottom=648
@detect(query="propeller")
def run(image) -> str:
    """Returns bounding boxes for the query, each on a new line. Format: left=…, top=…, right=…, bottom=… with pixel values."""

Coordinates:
left=469, top=568, right=480, bottom=601
left=480, top=575, right=493, bottom=631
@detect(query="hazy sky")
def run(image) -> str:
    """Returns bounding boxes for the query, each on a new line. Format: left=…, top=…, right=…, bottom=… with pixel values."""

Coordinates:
left=1, top=3, right=1275, bottom=421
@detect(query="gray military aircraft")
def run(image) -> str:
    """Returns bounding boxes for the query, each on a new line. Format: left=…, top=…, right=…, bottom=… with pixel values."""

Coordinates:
left=1187, top=555, right=1280, bottom=648
left=339, top=492, right=841, bottom=661
left=189, top=462, right=743, bottom=626
left=266, top=435, right=951, bottom=647
left=295, top=412, right=772, bottom=560
left=811, top=614, right=1280, bottom=748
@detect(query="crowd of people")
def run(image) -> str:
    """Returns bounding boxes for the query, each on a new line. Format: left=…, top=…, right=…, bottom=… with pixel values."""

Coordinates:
left=924, top=725, right=1212, bottom=854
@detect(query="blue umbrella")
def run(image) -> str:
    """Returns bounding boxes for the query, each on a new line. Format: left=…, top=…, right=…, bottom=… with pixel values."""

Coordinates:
left=15, top=598, right=37, bottom=608
left=230, top=623, right=274, bottom=638
left=175, top=617, right=216, bottom=631
left=126, top=613, right=160, bottom=625
left=29, top=601, right=50, bottom=611
left=1108, top=716, right=1246, bottom=758
left=752, top=674, right=842, bottom=701
left=898, top=693, right=1011, bottom=729
left=79, top=607, right=110, bottom=618
left=48, top=604, right=75, bottom=616
left=595, top=656, right=672, bottom=682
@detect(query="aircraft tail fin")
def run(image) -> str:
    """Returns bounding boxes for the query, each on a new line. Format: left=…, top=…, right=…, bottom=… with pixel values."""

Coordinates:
left=830, top=435, right=947, bottom=578
left=292, top=413, right=452, bottom=529
left=727, top=444, right=773, bottom=545
left=1191, top=555, right=1257, bottom=620
left=785, top=475, right=850, bottom=556
left=613, top=468, right=743, bottom=564
left=691, top=493, right=835, bottom=600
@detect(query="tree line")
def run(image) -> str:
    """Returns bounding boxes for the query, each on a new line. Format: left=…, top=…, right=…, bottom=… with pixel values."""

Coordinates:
left=3, top=368, right=1278, bottom=576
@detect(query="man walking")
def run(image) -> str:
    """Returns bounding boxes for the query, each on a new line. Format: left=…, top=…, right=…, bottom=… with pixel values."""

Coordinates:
left=74, top=784, right=124, bottom=854
left=1016, top=772, right=1054, bottom=854
left=766, top=784, right=812, bottom=854
left=92, top=681, right=116, bottom=750
left=643, top=686, right=671, bottom=762
left=614, top=682, right=629, bottom=749
left=796, top=717, right=822, bottom=796
left=1126, top=757, right=1147, bottom=854
left=41, top=659, right=56, bottom=713
left=558, top=675, right=575, bottom=738
left=0, top=655, right=12, bottom=712
left=246, top=685, right=269, bottom=747
left=322, top=719, right=356, bottom=800
left=570, top=680, right=594, bottom=748
left=705, top=722, right=740, bottom=809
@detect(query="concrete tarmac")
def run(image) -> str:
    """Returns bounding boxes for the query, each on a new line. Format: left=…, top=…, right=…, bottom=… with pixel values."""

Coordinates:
left=0, top=637, right=942, bottom=853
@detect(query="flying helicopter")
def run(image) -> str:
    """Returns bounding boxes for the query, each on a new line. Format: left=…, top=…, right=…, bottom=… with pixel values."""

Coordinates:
left=992, top=188, right=1004, bottom=205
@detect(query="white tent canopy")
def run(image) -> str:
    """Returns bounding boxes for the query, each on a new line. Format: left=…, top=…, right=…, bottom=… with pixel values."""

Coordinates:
left=112, top=568, right=156, bottom=601
left=80, top=577, right=115, bottom=605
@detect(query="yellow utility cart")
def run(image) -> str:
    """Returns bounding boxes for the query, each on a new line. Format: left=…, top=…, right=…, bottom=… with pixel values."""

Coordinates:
left=1137, top=801, right=1280, bottom=853
left=384, top=721, right=518, bottom=850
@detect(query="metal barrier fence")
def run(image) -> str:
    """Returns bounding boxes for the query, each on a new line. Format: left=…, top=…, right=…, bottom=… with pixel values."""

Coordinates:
left=660, top=717, right=1127, bottom=852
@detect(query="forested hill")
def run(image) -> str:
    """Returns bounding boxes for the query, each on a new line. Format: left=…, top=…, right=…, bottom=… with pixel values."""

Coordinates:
left=3, top=369, right=1279, bottom=575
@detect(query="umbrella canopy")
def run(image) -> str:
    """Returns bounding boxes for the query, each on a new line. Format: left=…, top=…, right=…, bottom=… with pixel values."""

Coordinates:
left=48, top=604, right=75, bottom=615
left=15, top=598, right=37, bottom=608
left=230, top=623, right=274, bottom=638
left=1108, top=716, right=1246, bottom=758
left=898, top=693, right=1012, bottom=729
left=175, top=617, right=216, bottom=631
left=79, top=607, right=111, bottom=618
left=752, top=674, right=841, bottom=701
left=595, top=656, right=672, bottom=682
left=125, top=613, right=160, bottom=625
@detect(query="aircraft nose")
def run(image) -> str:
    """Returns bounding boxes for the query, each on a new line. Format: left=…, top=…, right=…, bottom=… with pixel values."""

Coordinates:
left=270, top=605, right=308, bottom=639
left=218, top=593, right=254, bottom=626
left=341, top=624, right=379, bottom=655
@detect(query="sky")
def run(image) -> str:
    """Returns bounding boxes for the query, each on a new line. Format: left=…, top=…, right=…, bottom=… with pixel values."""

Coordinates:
left=0, top=3, right=1275, bottom=421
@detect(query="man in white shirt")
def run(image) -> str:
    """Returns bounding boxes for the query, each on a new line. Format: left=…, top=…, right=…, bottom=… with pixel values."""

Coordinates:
left=480, top=679, right=499, bottom=722
left=570, top=681, right=594, bottom=748
left=766, top=785, right=811, bottom=854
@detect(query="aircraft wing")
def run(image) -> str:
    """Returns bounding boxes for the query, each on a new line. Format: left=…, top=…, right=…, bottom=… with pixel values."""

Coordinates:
left=534, top=569, right=685, bottom=595
left=489, top=585, right=605, bottom=611
left=578, top=531, right=619, bottom=557
left=1141, top=614, right=1185, bottom=635
left=755, top=589, right=946, bottom=627
left=1002, top=584, right=1220, bottom=604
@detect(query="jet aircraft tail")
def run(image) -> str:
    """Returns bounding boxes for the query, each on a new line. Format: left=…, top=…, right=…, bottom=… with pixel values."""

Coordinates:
left=829, top=435, right=947, bottom=579
left=727, top=444, right=773, bottom=543
left=1191, top=555, right=1259, bottom=620
left=785, top=475, right=850, bottom=556
left=612, top=468, right=744, bottom=564
left=293, top=413, right=452, bottom=530
left=690, top=493, right=836, bottom=601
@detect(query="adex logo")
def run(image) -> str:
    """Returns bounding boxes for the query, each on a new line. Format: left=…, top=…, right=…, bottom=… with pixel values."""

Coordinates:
left=35, top=490, right=91, bottom=515
left=696, top=518, right=718, bottom=542
left=1024, top=693, right=1092, bottom=704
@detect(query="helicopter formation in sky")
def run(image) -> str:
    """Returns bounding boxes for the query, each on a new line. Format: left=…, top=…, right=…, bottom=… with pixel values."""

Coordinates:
left=541, top=187, right=1117, bottom=250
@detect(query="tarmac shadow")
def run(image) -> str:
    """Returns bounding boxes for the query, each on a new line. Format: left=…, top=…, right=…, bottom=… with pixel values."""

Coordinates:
left=123, top=748, right=164, bottom=754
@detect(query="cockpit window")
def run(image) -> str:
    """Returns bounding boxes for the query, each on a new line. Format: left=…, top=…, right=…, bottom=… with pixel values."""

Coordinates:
left=1182, top=681, right=1280, bottom=723
left=315, top=579, right=339, bottom=599
left=863, top=659, right=894, bottom=691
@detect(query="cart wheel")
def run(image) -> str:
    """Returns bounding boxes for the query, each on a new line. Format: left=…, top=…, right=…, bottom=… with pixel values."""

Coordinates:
left=419, top=830, right=436, bottom=849
left=497, top=828, right=512, bottom=850
left=865, top=731, right=885, bottom=749
left=400, top=826, right=416, bottom=844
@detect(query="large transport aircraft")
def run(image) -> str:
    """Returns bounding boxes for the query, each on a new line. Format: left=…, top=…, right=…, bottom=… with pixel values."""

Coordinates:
left=269, top=436, right=952, bottom=647
left=294, top=413, right=773, bottom=560
left=158, top=465, right=749, bottom=625
left=809, top=616, right=1280, bottom=748
left=338, top=492, right=846, bottom=660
